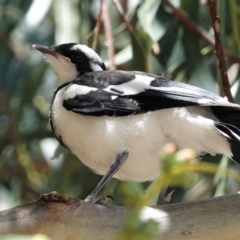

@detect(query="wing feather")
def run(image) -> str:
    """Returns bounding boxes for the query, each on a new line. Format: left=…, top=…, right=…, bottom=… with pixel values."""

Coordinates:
left=61, top=70, right=240, bottom=117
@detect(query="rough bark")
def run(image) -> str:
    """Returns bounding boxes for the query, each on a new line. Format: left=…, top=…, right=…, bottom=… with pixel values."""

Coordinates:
left=1, top=193, right=240, bottom=239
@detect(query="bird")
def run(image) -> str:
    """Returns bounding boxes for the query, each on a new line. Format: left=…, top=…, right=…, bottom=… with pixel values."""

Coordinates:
left=33, top=43, right=240, bottom=201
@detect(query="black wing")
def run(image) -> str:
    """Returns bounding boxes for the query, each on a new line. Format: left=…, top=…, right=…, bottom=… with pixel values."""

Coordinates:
left=63, top=89, right=141, bottom=116
left=62, top=70, right=240, bottom=125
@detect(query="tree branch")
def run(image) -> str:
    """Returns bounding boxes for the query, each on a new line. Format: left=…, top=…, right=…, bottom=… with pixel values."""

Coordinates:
left=1, top=193, right=240, bottom=239
left=162, top=0, right=240, bottom=65
left=102, top=0, right=116, bottom=70
left=207, top=0, right=234, bottom=102
left=92, top=0, right=103, bottom=51
left=113, top=0, right=134, bottom=32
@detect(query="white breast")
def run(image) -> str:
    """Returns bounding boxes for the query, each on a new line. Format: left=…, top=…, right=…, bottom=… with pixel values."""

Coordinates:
left=51, top=87, right=231, bottom=182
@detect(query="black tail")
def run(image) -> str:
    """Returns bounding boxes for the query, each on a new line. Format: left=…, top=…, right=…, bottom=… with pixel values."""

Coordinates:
left=212, top=106, right=240, bottom=129
left=213, top=106, right=240, bottom=164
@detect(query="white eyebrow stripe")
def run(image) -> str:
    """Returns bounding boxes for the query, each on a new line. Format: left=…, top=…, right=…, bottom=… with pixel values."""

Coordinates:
left=71, top=44, right=103, bottom=63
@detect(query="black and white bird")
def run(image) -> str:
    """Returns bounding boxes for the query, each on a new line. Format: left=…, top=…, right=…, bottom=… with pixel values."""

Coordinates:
left=33, top=43, right=240, bottom=200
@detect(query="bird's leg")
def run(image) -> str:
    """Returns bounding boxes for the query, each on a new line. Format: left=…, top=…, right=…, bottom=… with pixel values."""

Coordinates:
left=84, top=150, right=129, bottom=203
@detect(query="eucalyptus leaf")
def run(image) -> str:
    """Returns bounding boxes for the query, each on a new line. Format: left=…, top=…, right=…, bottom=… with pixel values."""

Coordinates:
left=138, top=0, right=163, bottom=41
left=130, top=29, right=153, bottom=71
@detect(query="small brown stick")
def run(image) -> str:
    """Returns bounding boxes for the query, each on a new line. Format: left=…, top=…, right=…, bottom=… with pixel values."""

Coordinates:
left=92, top=0, right=103, bottom=50
left=162, top=0, right=240, bottom=65
left=102, top=0, right=116, bottom=70
left=113, top=0, right=134, bottom=32
left=207, top=0, right=234, bottom=102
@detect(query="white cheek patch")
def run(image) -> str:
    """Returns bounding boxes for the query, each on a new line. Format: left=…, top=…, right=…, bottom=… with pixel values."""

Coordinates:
left=44, top=53, right=78, bottom=85
left=63, top=84, right=98, bottom=100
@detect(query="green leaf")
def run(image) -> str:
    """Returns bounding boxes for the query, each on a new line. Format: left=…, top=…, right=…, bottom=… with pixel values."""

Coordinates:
left=130, top=29, right=153, bottom=71
left=138, top=0, right=163, bottom=41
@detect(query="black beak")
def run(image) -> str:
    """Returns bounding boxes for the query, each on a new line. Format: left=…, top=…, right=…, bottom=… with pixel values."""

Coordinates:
left=32, top=44, right=58, bottom=57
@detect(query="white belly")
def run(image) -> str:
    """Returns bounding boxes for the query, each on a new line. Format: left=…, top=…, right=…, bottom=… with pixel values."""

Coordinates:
left=51, top=88, right=231, bottom=182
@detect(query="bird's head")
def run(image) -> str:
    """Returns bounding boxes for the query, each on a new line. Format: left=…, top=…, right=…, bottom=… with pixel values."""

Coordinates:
left=32, top=43, right=106, bottom=85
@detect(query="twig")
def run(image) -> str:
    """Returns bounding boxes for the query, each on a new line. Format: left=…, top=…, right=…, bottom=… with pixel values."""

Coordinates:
left=113, top=0, right=134, bottom=32
left=102, top=0, right=116, bottom=70
left=207, top=0, right=234, bottom=102
left=92, top=0, right=103, bottom=50
left=162, top=0, right=240, bottom=65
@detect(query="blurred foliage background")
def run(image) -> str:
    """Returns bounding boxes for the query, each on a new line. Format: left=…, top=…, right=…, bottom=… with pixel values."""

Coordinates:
left=1, top=0, right=240, bottom=211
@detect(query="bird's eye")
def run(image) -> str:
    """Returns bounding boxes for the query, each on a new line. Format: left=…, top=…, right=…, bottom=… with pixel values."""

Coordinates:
left=70, top=52, right=86, bottom=63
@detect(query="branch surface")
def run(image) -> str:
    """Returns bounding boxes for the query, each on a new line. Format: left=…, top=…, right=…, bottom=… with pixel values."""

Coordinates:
left=1, top=193, right=240, bottom=239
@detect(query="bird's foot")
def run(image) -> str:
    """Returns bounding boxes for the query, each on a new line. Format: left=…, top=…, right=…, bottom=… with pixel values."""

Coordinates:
left=157, top=189, right=175, bottom=205
left=94, top=195, right=114, bottom=205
